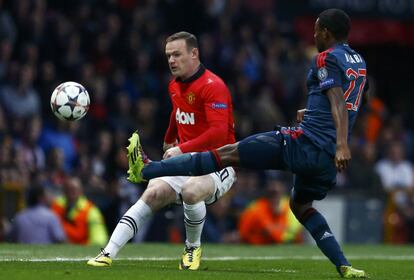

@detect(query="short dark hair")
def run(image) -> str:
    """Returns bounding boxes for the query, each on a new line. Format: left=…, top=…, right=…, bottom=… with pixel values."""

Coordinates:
left=26, top=185, right=46, bottom=207
left=166, top=31, right=198, bottom=51
left=318, top=9, right=351, bottom=41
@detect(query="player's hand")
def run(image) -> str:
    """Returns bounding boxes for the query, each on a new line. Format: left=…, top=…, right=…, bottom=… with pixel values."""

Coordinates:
left=296, top=109, right=306, bottom=123
left=335, top=144, right=351, bottom=172
left=163, top=146, right=182, bottom=159
left=163, top=140, right=178, bottom=152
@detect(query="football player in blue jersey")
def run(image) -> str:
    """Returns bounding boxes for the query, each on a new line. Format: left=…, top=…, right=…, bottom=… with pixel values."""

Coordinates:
left=127, top=8, right=367, bottom=278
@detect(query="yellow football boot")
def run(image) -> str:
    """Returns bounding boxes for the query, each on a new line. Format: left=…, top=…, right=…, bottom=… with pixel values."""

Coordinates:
left=339, top=265, right=367, bottom=278
left=179, top=246, right=202, bottom=270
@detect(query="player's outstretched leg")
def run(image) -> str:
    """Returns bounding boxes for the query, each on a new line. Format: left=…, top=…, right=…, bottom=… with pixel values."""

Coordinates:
left=126, top=130, right=285, bottom=183
left=126, top=131, right=222, bottom=182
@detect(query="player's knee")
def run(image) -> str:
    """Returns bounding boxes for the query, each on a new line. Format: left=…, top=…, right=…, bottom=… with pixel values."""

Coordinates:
left=181, top=187, right=201, bottom=204
left=289, top=198, right=312, bottom=222
left=141, top=187, right=159, bottom=206
left=141, top=184, right=172, bottom=210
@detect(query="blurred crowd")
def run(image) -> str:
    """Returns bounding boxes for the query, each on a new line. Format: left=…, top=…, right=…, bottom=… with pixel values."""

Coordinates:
left=0, top=0, right=413, bottom=244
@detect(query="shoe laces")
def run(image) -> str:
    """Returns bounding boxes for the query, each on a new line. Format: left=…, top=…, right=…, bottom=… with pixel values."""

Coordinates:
left=98, top=248, right=110, bottom=258
left=185, top=247, right=196, bottom=262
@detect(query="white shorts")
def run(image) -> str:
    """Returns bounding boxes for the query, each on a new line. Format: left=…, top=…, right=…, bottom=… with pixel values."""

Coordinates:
left=156, top=167, right=236, bottom=205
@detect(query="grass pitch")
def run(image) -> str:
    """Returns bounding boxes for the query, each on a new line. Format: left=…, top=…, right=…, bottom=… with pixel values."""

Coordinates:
left=0, top=243, right=413, bottom=279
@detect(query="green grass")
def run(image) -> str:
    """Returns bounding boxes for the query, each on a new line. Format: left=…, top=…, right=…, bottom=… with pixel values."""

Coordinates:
left=0, top=243, right=413, bottom=279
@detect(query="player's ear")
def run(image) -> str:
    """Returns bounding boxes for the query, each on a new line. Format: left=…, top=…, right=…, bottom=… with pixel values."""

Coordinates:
left=191, top=47, right=199, bottom=59
left=322, top=28, right=329, bottom=39
left=323, top=28, right=333, bottom=40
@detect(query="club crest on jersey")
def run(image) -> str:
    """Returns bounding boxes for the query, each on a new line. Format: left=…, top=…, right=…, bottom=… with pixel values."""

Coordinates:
left=317, top=67, right=328, bottom=81
left=186, top=92, right=195, bottom=104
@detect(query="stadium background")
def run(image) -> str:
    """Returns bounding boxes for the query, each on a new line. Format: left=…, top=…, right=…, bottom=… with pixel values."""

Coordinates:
left=0, top=0, right=413, bottom=245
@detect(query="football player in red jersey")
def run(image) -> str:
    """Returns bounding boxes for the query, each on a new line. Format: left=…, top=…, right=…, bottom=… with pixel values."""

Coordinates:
left=88, top=32, right=237, bottom=270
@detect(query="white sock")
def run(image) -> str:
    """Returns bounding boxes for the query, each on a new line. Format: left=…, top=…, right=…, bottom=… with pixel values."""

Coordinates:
left=183, top=201, right=206, bottom=248
left=104, top=199, right=152, bottom=258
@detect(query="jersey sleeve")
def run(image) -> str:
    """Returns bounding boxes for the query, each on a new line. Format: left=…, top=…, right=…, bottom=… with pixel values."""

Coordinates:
left=164, top=107, right=178, bottom=144
left=178, top=81, right=230, bottom=153
left=164, top=83, right=179, bottom=144
left=316, top=52, right=342, bottom=92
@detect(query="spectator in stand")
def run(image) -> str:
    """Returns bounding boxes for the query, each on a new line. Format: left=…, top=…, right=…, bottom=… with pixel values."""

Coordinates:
left=0, top=135, right=29, bottom=189
left=345, top=142, right=383, bottom=196
left=238, top=178, right=302, bottom=244
left=0, top=64, right=40, bottom=119
left=39, top=121, right=78, bottom=172
left=51, top=176, right=108, bottom=246
left=14, top=115, right=45, bottom=176
left=375, top=141, right=413, bottom=193
left=0, top=39, right=13, bottom=81
left=8, top=185, right=66, bottom=244
left=363, top=79, right=386, bottom=144
left=43, top=147, right=66, bottom=196
left=0, top=106, right=8, bottom=141
left=375, top=141, right=414, bottom=243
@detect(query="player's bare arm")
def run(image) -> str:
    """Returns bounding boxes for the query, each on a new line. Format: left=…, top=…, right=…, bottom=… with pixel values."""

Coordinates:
left=296, top=109, right=306, bottom=123
left=326, top=86, right=350, bottom=172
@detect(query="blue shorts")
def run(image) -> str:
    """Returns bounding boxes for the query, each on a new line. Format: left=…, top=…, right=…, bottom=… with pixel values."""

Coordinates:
left=237, top=127, right=336, bottom=203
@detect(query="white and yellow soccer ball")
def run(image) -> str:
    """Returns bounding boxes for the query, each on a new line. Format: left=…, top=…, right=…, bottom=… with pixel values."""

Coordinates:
left=50, top=81, right=90, bottom=121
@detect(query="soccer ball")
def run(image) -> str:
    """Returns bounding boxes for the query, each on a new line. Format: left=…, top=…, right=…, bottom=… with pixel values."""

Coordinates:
left=50, top=81, right=90, bottom=121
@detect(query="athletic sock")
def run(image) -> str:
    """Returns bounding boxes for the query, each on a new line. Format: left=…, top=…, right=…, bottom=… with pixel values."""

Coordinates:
left=183, top=201, right=206, bottom=248
left=143, top=151, right=219, bottom=180
left=104, top=200, right=152, bottom=258
left=300, top=208, right=350, bottom=268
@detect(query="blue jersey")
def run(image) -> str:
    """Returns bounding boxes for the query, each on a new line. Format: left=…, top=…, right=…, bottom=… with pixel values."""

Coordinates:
left=300, top=43, right=367, bottom=156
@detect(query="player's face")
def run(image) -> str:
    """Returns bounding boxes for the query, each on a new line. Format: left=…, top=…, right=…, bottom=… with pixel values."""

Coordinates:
left=165, top=39, right=198, bottom=79
left=63, top=178, right=82, bottom=205
left=314, top=19, right=327, bottom=52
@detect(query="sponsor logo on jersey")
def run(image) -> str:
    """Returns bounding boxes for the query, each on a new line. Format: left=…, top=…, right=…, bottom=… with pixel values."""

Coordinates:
left=319, top=78, right=334, bottom=88
left=176, top=108, right=195, bottom=125
left=212, top=102, right=227, bottom=109
left=186, top=92, right=195, bottom=104
left=317, top=67, right=328, bottom=81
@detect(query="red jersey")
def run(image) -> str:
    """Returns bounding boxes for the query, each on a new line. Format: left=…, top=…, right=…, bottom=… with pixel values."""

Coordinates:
left=164, top=65, right=235, bottom=153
